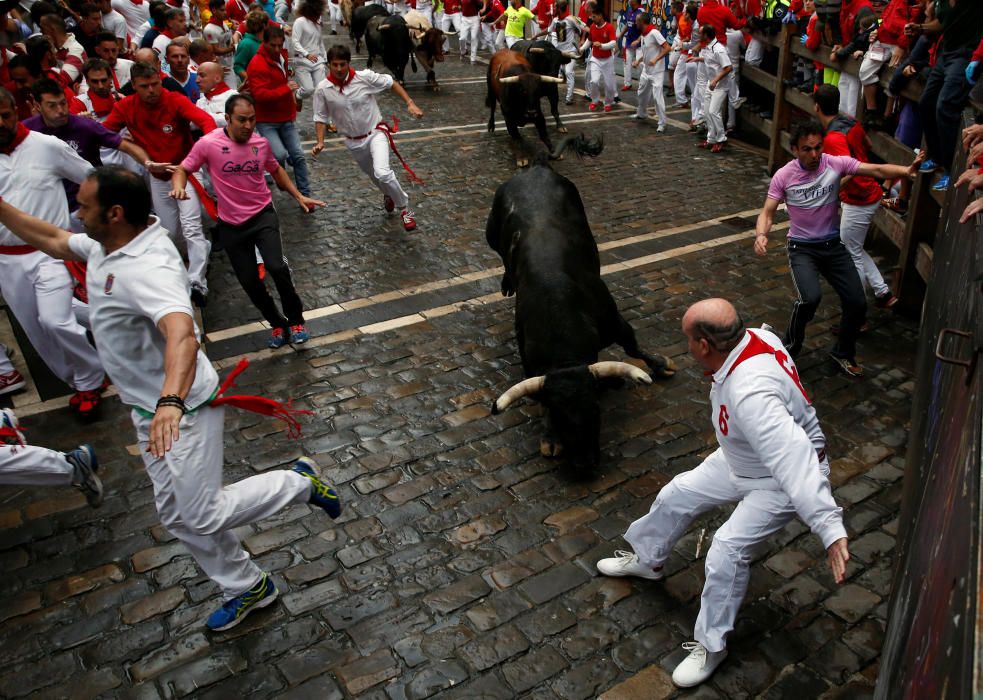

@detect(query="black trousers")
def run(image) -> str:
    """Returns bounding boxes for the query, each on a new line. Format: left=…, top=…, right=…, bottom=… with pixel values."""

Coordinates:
left=784, top=237, right=867, bottom=361
left=216, top=204, right=305, bottom=330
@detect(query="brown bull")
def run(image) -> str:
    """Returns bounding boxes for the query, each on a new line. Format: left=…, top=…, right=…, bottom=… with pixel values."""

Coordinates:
left=404, top=9, right=445, bottom=90
left=486, top=49, right=564, bottom=167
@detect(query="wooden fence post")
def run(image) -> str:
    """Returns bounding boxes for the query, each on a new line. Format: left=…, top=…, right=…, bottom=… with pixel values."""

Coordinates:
left=766, top=25, right=796, bottom=174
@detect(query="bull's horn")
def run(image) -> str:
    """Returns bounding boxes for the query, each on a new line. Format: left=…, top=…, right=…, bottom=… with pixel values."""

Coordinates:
left=561, top=51, right=579, bottom=59
left=588, top=361, right=652, bottom=385
left=443, top=30, right=458, bottom=35
left=528, top=47, right=545, bottom=53
left=379, top=24, right=391, bottom=29
left=538, top=75, right=565, bottom=83
left=498, top=75, right=521, bottom=83
left=491, top=376, right=545, bottom=413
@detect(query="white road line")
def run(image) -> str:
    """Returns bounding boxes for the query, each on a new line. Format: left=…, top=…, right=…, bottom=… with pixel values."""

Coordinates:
left=9, top=222, right=787, bottom=418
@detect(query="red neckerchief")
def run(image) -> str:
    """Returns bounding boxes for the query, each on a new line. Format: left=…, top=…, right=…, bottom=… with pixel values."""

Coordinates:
left=0, top=123, right=29, bottom=155
left=161, top=28, right=176, bottom=38
left=87, top=89, right=119, bottom=117
left=642, top=24, right=655, bottom=35
left=328, top=67, right=356, bottom=93
left=130, top=0, right=143, bottom=5
left=205, top=83, right=232, bottom=99
left=208, top=17, right=225, bottom=27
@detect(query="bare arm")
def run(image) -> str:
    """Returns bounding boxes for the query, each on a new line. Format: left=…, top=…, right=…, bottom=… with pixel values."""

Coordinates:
left=391, top=80, right=423, bottom=118
left=754, top=196, right=781, bottom=256
left=149, top=312, right=200, bottom=458
left=270, top=165, right=326, bottom=212
left=855, top=157, right=922, bottom=181
left=170, top=165, right=190, bottom=199
left=311, top=121, right=328, bottom=156
left=0, top=198, right=80, bottom=261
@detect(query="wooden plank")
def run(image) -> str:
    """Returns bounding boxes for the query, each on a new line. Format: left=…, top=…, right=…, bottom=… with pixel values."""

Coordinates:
left=894, top=171, right=939, bottom=312
left=742, top=64, right=777, bottom=93
left=915, top=243, right=933, bottom=283
left=738, top=106, right=773, bottom=138
left=872, top=206, right=906, bottom=250
left=869, top=130, right=915, bottom=166
left=767, top=26, right=796, bottom=174
left=784, top=86, right=815, bottom=115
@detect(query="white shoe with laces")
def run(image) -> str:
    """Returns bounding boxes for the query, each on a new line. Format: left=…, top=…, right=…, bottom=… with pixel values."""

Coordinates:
left=671, top=642, right=727, bottom=688
left=595, top=550, right=664, bottom=580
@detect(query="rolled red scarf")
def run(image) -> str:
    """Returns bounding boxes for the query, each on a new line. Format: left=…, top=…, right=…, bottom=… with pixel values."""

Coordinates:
left=210, top=359, right=312, bottom=438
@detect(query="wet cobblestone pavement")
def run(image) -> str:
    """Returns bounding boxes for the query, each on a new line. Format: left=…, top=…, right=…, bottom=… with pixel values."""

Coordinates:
left=0, top=33, right=913, bottom=700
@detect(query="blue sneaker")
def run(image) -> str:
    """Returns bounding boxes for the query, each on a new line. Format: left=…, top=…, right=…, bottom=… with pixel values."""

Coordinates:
left=293, top=457, right=342, bottom=519
left=931, top=174, right=950, bottom=192
left=65, top=444, right=103, bottom=508
left=268, top=327, right=287, bottom=349
left=918, top=158, right=938, bottom=173
left=289, top=324, right=310, bottom=345
left=206, top=572, right=278, bottom=632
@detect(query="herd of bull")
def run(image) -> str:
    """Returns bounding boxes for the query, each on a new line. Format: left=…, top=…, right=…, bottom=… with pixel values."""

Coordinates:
left=336, top=16, right=676, bottom=476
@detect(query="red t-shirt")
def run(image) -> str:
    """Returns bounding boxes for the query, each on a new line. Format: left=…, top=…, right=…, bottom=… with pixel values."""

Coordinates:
left=444, top=0, right=461, bottom=14
left=461, top=0, right=481, bottom=17
left=823, top=116, right=882, bottom=206
left=589, top=22, right=615, bottom=59
left=102, top=89, right=216, bottom=170
left=535, top=0, right=554, bottom=29
left=697, top=0, right=739, bottom=46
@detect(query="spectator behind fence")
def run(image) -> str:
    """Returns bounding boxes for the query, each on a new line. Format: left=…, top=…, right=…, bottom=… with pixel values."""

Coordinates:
left=910, top=0, right=983, bottom=192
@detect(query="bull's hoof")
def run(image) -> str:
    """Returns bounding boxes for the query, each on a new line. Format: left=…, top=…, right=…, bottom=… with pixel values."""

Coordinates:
left=516, top=157, right=529, bottom=168
left=650, top=355, right=677, bottom=379
left=558, top=126, right=569, bottom=134
left=501, top=277, right=514, bottom=297
left=540, top=438, right=563, bottom=458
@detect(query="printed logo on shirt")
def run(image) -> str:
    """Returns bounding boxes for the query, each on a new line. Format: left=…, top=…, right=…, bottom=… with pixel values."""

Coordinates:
left=220, top=160, right=261, bottom=173
left=162, top=124, right=174, bottom=134
left=104, top=273, right=115, bottom=295
left=251, top=146, right=259, bottom=156
left=66, top=139, right=81, bottom=153
left=718, top=404, right=729, bottom=436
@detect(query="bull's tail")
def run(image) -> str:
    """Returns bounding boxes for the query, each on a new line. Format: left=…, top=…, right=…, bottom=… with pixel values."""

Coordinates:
left=539, top=134, right=604, bottom=165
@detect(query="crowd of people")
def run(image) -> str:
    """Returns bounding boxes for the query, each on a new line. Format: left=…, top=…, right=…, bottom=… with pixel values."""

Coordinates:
left=0, top=0, right=980, bottom=690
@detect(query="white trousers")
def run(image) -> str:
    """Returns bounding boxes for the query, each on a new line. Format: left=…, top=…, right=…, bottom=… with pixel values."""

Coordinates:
left=673, top=58, right=696, bottom=104
left=704, top=81, right=729, bottom=143
left=691, top=62, right=707, bottom=122
left=0, top=444, right=72, bottom=485
left=480, top=23, right=501, bottom=52
left=562, top=59, right=575, bottom=101
left=440, top=11, right=461, bottom=52
left=840, top=201, right=889, bottom=297
left=505, top=34, right=522, bottom=48
left=0, top=252, right=104, bottom=391
left=328, top=1, right=342, bottom=30
left=294, top=58, right=326, bottom=100
left=838, top=72, right=860, bottom=117
left=416, top=4, right=433, bottom=24
left=148, top=176, right=211, bottom=292
left=460, top=14, right=480, bottom=60
left=636, top=68, right=666, bottom=124
left=588, top=55, right=616, bottom=106
left=132, top=405, right=311, bottom=597
left=348, top=130, right=410, bottom=209
left=623, top=46, right=637, bottom=86
left=624, top=448, right=802, bottom=653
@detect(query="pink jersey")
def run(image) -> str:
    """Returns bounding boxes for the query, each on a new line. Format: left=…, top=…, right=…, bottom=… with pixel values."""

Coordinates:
left=766, top=154, right=860, bottom=242
left=181, top=128, right=280, bottom=225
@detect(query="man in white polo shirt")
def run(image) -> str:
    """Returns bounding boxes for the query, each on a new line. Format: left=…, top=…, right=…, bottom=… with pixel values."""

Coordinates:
left=0, top=166, right=343, bottom=632
left=0, top=87, right=108, bottom=417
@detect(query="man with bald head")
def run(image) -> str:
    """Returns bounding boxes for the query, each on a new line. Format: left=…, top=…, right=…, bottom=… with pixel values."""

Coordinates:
left=597, top=298, right=849, bottom=689
left=119, top=48, right=186, bottom=94
left=195, top=62, right=237, bottom=126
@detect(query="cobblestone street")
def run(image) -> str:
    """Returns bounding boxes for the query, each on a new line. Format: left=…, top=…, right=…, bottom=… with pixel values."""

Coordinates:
left=0, top=35, right=915, bottom=699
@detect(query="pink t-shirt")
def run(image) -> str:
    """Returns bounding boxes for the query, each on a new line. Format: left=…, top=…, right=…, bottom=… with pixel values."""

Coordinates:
left=767, top=154, right=861, bottom=242
left=181, top=128, right=280, bottom=226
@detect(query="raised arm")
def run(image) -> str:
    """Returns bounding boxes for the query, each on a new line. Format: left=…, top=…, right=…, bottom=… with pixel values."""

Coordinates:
left=0, top=198, right=80, bottom=261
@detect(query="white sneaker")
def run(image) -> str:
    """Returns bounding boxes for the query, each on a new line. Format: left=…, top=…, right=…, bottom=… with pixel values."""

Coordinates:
left=596, top=550, right=664, bottom=579
left=671, top=642, right=727, bottom=688
left=657, top=123, right=666, bottom=133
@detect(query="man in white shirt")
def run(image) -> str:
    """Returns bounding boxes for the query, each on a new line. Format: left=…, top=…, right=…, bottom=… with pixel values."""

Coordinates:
left=152, top=7, right=188, bottom=59
left=98, top=0, right=129, bottom=50
left=0, top=165, right=343, bottom=633
left=311, top=44, right=424, bottom=232
left=92, top=31, right=134, bottom=88
left=195, top=60, right=236, bottom=125
left=541, top=0, right=580, bottom=104
left=629, top=11, right=669, bottom=131
left=696, top=24, right=731, bottom=152
left=112, top=0, right=150, bottom=41
left=202, top=0, right=236, bottom=88
left=597, top=298, right=850, bottom=689
left=0, top=87, right=108, bottom=416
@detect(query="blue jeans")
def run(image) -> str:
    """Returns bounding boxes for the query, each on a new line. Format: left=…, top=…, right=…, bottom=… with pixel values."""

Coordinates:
left=257, top=121, right=310, bottom=196
left=918, top=47, right=973, bottom=173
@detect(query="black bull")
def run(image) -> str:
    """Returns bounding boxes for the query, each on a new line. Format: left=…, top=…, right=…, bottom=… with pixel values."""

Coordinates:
left=485, top=136, right=676, bottom=475
left=351, top=3, right=388, bottom=54
left=364, top=12, right=445, bottom=87
left=509, top=39, right=576, bottom=134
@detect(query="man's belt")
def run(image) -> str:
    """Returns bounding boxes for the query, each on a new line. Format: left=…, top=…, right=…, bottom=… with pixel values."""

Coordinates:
left=345, top=119, right=425, bottom=185
left=0, top=244, right=37, bottom=255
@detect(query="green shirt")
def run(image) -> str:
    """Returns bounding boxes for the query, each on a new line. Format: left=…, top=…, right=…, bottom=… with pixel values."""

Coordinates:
left=504, top=6, right=535, bottom=38
left=234, top=32, right=262, bottom=77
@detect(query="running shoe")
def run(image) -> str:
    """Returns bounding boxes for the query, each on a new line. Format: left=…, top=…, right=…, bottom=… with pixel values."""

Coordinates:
left=874, top=292, right=898, bottom=309
left=672, top=642, right=727, bottom=688
left=596, top=550, right=665, bottom=580
left=384, top=195, right=395, bottom=213
left=268, top=327, right=288, bottom=349
left=65, top=444, right=103, bottom=508
left=931, top=174, right=950, bottom=192
left=69, top=389, right=103, bottom=418
left=0, top=370, right=25, bottom=396
left=293, top=457, right=342, bottom=519
left=829, top=353, right=864, bottom=378
left=205, top=572, right=278, bottom=632
left=710, top=142, right=725, bottom=153
left=401, top=209, right=417, bottom=232
left=257, top=263, right=266, bottom=281
left=289, top=324, right=310, bottom=344
left=190, top=286, right=208, bottom=308
left=621, top=84, right=632, bottom=91
left=589, top=102, right=598, bottom=111
left=917, top=158, right=938, bottom=173
left=696, top=140, right=710, bottom=149
left=603, top=104, right=613, bottom=112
